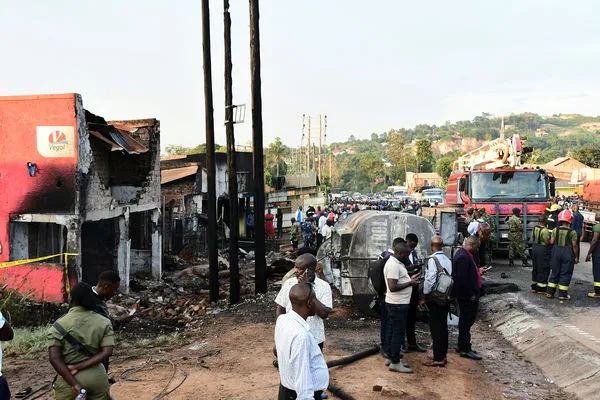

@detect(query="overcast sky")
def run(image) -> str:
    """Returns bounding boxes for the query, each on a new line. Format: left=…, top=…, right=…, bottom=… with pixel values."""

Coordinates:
left=1, top=0, right=599, bottom=150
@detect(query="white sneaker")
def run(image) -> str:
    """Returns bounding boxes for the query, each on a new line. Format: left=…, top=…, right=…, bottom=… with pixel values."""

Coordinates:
left=385, top=358, right=391, bottom=366
left=389, top=362, right=413, bottom=373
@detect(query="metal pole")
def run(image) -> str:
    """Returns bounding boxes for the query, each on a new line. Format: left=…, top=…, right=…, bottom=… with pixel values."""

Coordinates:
left=224, top=0, right=239, bottom=304
left=307, top=116, right=311, bottom=172
left=202, top=0, right=219, bottom=302
left=319, top=115, right=322, bottom=183
left=250, top=0, right=267, bottom=294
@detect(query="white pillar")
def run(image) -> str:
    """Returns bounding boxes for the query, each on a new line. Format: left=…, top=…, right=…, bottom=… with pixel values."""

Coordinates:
left=117, top=208, right=131, bottom=293
left=151, top=208, right=162, bottom=280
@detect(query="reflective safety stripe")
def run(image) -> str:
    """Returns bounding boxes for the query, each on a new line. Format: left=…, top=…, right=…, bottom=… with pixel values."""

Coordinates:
left=558, top=284, right=569, bottom=291
left=594, top=282, right=600, bottom=287
left=536, top=283, right=547, bottom=288
left=532, top=281, right=537, bottom=284
left=548, top=282, right=558, bottom=288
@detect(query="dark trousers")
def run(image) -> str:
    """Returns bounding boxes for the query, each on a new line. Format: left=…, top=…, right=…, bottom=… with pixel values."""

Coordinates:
left=292, top=240, right=298, bottom=250
left=0, top=376, right=10, bottom=400
left=379, top=297, right=389, bottom=349
left=404, top=287, right=419, bottom=347
left=531, top=244, right=551, bottom=290
left=316, top=233, right=323, bottom=248
left=478, top=245, right=487, bottom=267
left=246, top=226, right=254, bottom=238
left=457, top=299, right=478, bottom=353
left=385, top=303, right=409, bottom=364
left=278, top=384, right=323, bottom=400
left=277, top=224, right=283, bottom=238
left=547, top=246, right=575, bottom=297
left=593, top=252, right=600, bottom=295
left=427, top=302, right=449, bottom=361
left=576, top=235, right=581, bottom=260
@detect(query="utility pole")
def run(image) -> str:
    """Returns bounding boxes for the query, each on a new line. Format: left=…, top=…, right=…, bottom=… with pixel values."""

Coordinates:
left=318, top=115, right=322, bottom=182
left=307, top=116, right=311, bottom=172
left=202, top=0, right=219, bottom=302
left=249, top=0, right=267, bottom=294
left=224, top=0, right=239, bottom=304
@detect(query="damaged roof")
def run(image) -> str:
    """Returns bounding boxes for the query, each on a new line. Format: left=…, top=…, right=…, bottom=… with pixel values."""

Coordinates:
left=161, top=165, right=199, bottom=184
left=85, top=110, right=149, bottom=154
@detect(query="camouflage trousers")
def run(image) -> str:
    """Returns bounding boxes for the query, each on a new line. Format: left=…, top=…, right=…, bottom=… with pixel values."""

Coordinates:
left=508, top=234, right=525, bottom=260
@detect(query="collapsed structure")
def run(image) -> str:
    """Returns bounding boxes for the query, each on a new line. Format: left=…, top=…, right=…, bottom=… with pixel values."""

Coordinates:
left=0, top=93, right=162, bottom=301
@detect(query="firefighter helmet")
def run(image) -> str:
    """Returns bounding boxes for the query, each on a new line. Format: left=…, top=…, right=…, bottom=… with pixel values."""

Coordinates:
left=558, top=209, right=573, bottom=223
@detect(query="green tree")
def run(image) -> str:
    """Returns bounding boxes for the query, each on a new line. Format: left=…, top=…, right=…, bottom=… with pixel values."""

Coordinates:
left=164, top=143, right=225, bottom=156
left=415, top=139, right=434, bottom=172
left=265, top=137, right=290, bottom=176
left=436, top=156, right=454, bottom=184
left=570, top=145, right=600, bottom=168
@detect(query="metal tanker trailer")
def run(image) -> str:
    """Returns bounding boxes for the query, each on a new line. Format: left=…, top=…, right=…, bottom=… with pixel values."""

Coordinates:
left=317, top=211, right=436, bottom=315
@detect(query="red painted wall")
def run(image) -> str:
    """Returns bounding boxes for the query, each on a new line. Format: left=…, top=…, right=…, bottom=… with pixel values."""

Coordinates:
left=0, top=264, right=67, bottom=303
left=0, top=94, right=79, bottom=302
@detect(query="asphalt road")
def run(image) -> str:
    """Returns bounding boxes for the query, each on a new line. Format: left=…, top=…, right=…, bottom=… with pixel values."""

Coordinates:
left=485, top=241, right=600, bottom=353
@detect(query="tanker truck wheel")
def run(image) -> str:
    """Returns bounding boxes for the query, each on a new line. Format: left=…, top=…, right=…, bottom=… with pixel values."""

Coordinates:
left=352, top=293, right=381, bottom=318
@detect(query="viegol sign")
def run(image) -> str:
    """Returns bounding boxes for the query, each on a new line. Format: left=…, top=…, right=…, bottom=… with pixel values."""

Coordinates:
left=36, top=126, right=75, bottom=158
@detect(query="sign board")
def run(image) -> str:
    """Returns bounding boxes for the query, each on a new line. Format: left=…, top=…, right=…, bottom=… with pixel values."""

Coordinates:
left=36, top=126, right=75, bottom=158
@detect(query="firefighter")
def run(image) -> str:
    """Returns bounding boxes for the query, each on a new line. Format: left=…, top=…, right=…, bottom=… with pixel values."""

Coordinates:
left=584, top=214, right=600, bottom=299
left=508, top=208, right=528, bottom=267
left=530, top=215, right=552, bottom=293
left=545, top=210, right=578, bottom=300
left=546, top=203, right=560, bottom=229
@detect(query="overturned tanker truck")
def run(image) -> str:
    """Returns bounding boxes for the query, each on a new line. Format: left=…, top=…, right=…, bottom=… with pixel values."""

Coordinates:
left=317, top=211, right=437, bottom=315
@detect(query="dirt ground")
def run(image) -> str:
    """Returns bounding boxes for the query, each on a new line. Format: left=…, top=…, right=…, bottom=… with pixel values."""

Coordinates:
left=5, top=290, right=574, bottom=400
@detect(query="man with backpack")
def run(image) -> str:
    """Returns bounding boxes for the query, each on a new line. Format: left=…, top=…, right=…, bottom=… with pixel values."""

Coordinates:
left=422, top=236, right=452, bottom=367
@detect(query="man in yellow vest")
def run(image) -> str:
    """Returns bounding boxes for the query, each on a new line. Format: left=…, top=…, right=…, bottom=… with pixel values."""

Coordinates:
left=584, top=214, right=600, bottom=298
left=545, top=210, right=578, bottom=300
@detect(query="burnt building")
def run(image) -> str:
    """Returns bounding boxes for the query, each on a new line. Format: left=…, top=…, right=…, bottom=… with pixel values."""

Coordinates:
left=161, top=152, right=253, bottom=256
left=0, top=93, right=161, bottom=301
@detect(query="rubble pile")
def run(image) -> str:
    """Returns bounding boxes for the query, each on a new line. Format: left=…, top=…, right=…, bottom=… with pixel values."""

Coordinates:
left=109, top=247, right=298, bottom=332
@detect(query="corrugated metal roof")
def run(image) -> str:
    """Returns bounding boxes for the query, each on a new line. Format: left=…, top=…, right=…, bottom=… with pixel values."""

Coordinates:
left=89, top=130, right=123, bottom=151
left=87, top=123, right=148, bottom=154
left=161, top=165, right=199, bottom=185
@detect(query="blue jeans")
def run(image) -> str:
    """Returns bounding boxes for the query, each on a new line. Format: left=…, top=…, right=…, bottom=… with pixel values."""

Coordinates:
left=385, top=303, right=409, bottom=364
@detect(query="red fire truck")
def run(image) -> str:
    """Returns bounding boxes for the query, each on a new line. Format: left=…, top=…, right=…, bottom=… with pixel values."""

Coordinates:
left=445, top=127, right=555, bottom=250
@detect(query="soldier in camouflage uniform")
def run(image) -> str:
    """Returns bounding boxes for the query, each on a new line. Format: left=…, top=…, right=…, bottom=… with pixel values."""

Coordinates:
left=508, top=207, right=528, bottom=267
left=479, top=208, right=496, bottom=266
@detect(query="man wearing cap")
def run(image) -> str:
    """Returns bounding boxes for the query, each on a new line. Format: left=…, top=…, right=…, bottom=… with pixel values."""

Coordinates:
left=508, top=208, right=528, bottom=267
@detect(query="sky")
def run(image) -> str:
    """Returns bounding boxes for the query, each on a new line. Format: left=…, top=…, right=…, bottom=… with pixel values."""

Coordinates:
left=1, top=0, right=600, bottom=150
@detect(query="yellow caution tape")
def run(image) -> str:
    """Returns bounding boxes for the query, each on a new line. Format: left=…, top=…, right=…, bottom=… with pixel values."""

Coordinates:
left=0, top=253, right=79, bottom=295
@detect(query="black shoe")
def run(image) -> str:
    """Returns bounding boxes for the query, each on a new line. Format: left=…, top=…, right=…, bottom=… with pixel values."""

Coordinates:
left=455, top=347, right=478, bottom=354
left=405, top=344, right=427, bottom=353
left=460, top=351, right=482, bottom=360
left=508, top=259, right=515, bottom=267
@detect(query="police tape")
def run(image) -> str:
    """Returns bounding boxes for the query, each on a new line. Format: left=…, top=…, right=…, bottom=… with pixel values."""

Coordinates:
left=0, top=253, right=79, bottom=295
left=0, top=253, right=79, bottom=269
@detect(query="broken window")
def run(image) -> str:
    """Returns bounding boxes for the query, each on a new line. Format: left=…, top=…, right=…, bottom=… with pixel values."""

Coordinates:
left=9, top=222, right=66, bottom=261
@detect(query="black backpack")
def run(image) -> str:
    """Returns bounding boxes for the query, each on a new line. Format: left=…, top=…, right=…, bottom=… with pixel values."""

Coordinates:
left=369, top=254, right=391, bottom=296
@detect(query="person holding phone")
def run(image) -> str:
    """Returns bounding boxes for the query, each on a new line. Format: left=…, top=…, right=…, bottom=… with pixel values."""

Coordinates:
left=275, top=254, right=332, bottom=351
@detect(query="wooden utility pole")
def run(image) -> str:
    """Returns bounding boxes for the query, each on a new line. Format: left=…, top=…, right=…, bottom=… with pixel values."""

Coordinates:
left=307, top=116, right=311, bottom=172
left=318, top=115, right=322, bottom=182
left=224, top=0, right=239, bottom=304
left=250, top=0, right=267, bottom=294
left=202, top=0, right=219, bottom=302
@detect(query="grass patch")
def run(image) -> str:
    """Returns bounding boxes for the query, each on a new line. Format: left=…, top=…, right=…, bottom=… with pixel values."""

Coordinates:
left=3, top=326, right=49, bottom=355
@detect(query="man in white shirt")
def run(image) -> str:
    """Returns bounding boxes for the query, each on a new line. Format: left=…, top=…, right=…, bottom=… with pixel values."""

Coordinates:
left=422, top=236, right=452, bottom=367
left=0, top=309, right=14, bottom=399
left=317, top=212, right=328, bottom=248
left=275, top=283, right=329, bottom=400
left=275, top=254, right=333, bottom=350
left=383, top=242, right=420, bottom=373
left=467, top=210, right=483, bottom=236
left=320, top=220, right=333, bottom=244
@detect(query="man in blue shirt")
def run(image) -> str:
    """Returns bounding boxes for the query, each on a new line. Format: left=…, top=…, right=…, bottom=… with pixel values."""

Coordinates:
left=570, top=204, right=584, bottom=263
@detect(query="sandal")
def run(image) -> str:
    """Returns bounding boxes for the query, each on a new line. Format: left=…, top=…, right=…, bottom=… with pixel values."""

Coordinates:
left=558, top=295, right=571, bottom=300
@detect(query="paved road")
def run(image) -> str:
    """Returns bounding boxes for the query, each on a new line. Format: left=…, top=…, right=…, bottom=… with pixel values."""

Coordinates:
left=486, top=241, right=600, bottom=353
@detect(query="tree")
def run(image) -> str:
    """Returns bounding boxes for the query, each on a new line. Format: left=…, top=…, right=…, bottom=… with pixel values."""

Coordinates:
left=570, top=145, right=600, bottom=168
left=415, top=139, right=434, bottom=172
left=265, top=137, right=289, bottom=176
left=436, top=156, right=454, bottom=184
left=163, top=143, right=226, bottom=156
